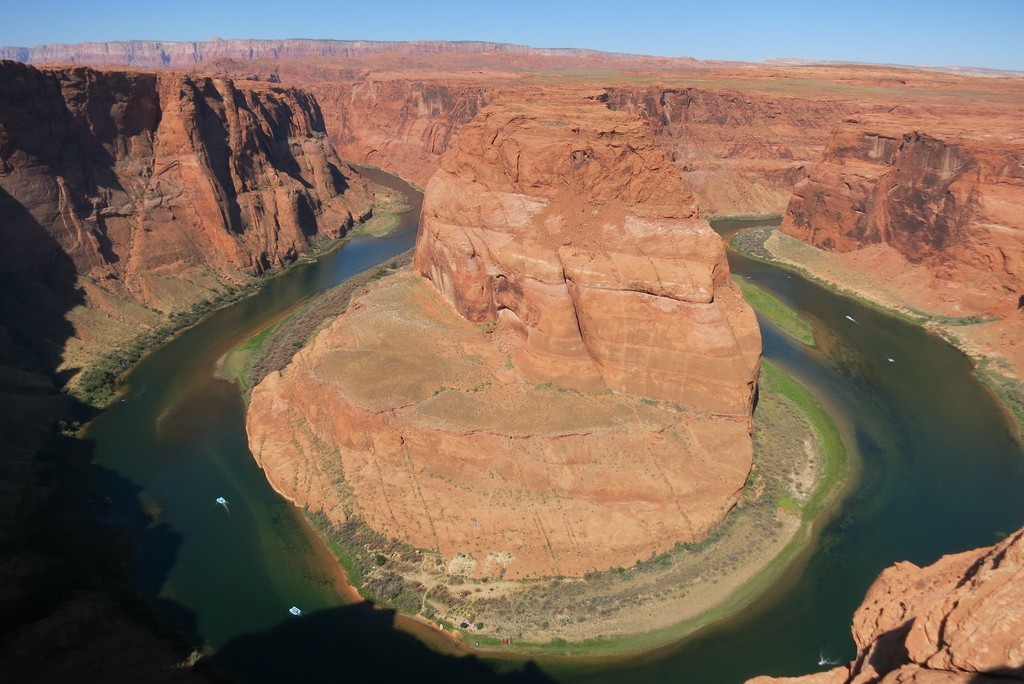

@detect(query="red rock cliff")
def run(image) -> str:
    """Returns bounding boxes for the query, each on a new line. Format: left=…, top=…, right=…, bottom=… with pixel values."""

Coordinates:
left=748, top=526, right=1024, bottom=683
left=314, top=78, right=491, bottom=187
left=0, top=60, right=375, bottom=370
left=601, top=87, right=860, bottom=217
left=415, top=94, right=761, bottom=415
left=782, top=115, right=1024, bottom=319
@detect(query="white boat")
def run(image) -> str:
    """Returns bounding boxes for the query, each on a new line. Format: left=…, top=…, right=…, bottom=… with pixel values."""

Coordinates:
left=289, top=606, right=302, bottom=616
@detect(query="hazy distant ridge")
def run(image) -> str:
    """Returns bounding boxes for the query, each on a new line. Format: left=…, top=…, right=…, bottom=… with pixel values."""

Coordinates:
left=0, top=38, right=668, bottom=67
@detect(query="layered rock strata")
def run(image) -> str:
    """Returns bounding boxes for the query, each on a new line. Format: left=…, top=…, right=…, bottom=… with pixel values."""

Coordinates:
left=748, top=526, right=1024, bottom=683
left=415, top=95, right=761, bottom=414
left=783, top=116, right=1024, bottom=317
left=779, top=115, right=1024, bottom=377
left=601, top=87, right=860, bottom=217
left=247, top=95, right=761, bottom=580
left=0, top=60, right=375, bottom=369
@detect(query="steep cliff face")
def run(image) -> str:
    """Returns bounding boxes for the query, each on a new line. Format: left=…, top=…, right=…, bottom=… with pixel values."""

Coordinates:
left=247, top=94, right=761, bottom=580
left=601, top=87, right=860, bottom=217
left=312, top=78, right=492, bottom=187
left=782, top=116, right=1024, bottom=318
left=415, top=95, right=761, bottom=414
left=0, top=60, right=375, bottom=371
left=748, top=526, right=1024, bottom=683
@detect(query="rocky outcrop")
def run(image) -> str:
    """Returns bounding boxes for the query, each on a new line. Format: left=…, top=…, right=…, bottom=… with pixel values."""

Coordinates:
left=747, top=526, right=1024, bottom=683
left=415, top=95, right=761, bottom=414
left=247, top=94, right=761, bottom=580
left=601, top=87, right=860, bottom=217
left=0, top=60, right=376, bottom=370
left=782, top=116, right=1024, bottom=319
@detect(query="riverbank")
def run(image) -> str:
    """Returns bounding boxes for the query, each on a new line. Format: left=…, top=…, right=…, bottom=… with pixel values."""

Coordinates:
left=298, top=356, right=847, bottom=657
left=233, top=254, right=849, bottom=656
left=217, top=250, right=414, bottom=395
left=732, top=225, right=1024, bottom=440
left=72, top=192, right=411, bottom=409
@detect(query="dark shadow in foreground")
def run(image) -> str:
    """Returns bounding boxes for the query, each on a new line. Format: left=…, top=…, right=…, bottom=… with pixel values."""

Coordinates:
left=0, top=181, right=216, bottom=682
left=970, top=665, right=1024, bottom=682
left=212, top=601, right=555, bottom=684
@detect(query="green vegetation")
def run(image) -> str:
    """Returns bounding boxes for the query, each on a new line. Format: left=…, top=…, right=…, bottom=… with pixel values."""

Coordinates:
left=297, top=354, right=850, bottom=657
left=759, top=362, right=848, bottom=521
left=74, top=280, right=262, bottom=406
left=978, top=366, right=1024, bottom=442
left=733, top=275, right=816, bottom=346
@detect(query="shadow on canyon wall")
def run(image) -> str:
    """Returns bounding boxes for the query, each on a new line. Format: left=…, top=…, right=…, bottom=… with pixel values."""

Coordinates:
left=0, top=186, right=554, bottom=683
left=0, top=186, right=216, bottom=682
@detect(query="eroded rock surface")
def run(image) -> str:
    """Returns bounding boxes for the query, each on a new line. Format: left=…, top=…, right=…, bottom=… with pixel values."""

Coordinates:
left=0, top=60, right=376, bottom=369
left=247, top=95, right=761, bottom=580
left=415, top=95, right=761, bottom=415
left=747, top=526, right=1024, bottom=683
left=783, top=116, right=1024, bottom=316
left=779, top=114, right=1024, bottom=378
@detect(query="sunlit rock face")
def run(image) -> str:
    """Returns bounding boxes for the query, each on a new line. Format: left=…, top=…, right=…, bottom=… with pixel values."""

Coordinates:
left=415, top=94, right=761, bottom=416
left=247, top=94, right=762, bottom=581
left=747, top=526, right=1024, bottom=683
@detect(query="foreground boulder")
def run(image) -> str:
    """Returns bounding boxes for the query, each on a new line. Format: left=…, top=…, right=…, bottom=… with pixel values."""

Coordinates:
left=748, top=526, right=1024, bottom=683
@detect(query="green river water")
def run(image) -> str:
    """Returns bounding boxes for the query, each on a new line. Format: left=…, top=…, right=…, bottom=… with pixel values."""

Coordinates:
left=87, top=176, right=1024, bottom=682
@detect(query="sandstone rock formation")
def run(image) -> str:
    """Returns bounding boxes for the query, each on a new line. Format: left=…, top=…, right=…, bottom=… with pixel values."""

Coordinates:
left=247, top=95, right=761, bottom=580
left=0, top=60, right=376, bottom=371
left=779, top=114, right=1024, bottom=379
left=323, top=78, right=491, bottom=187
left=783, top=116, right=1024, bottom=318
left=747, top=526, right=1024, bottom=683
left=600, top=87, right=858, bottom=217
left=415, top=95, right=761, bottom=414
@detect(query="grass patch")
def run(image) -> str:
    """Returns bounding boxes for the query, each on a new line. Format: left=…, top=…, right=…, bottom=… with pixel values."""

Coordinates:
left=759, top=362, right=848, bottom=521
left=734, top=276, right=816, bottom=346
left=978, top=367, right=1024, bottom=442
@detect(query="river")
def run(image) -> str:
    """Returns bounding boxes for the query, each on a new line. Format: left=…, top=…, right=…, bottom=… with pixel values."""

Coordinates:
left=87, top=179, right=1024, bottom=682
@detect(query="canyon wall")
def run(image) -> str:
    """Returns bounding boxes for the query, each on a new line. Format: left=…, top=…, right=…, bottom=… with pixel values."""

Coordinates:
left=776, top=114, right=1024, bottom=381
left=782, top=115, right=1024, bottom=318
left=601, top=87, right=860, bottom=217
left=305, top=79, right=863, bottom=215
left=0, top=60, right=376, bottom=372
left=311, top=78, right=492, bottom=187
left=247, top=94, right=761, bottom=580
left=748, top=526, right=1024, bottom=683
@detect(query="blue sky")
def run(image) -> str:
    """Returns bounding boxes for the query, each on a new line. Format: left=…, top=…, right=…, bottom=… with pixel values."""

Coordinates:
left=4, top=0, right=1023, bottom=70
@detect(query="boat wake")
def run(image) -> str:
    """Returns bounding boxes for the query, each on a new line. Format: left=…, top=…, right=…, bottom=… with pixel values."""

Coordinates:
left=818, top=651, right=842, bottom=666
